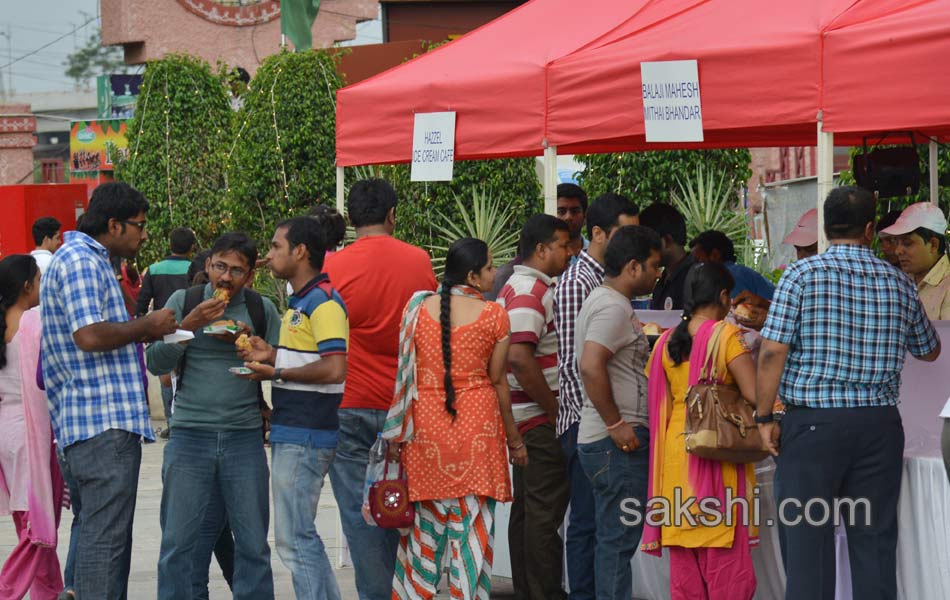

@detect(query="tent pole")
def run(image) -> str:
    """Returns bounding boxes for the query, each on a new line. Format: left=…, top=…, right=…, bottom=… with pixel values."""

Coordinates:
left=336, top=165, right=345, bottom=214
left=816, top=116, right=834, bottom=252
left=930, top=140, right=939, bottom=205
left=544, top=145, right=558, bottom=216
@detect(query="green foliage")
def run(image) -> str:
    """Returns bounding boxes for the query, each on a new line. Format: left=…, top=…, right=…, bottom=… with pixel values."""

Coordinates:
left=427, top=187, right=523, bottom=275
left=225, top=49, right=343, bottom=241
left=670, top=165, right=748, bottom=243
left=64, top=17, right=132, bottom=88
left=575, top=149, right=752, bottom=205
left=113, top=54, right=233, bottom=267
left=352, top=158, right=541, bottom=256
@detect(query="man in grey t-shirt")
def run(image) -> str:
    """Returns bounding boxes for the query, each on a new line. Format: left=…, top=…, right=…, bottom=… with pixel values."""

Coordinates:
left=575, top=225, right=661, bottom=599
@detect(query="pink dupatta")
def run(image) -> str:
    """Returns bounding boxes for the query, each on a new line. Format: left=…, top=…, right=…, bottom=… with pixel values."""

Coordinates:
left=0, top=309, right=63, bottom=546
left=641, top=320, right=728, bottom=556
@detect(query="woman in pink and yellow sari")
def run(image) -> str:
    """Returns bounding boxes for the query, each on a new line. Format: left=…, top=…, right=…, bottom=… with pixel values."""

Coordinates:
left=643, top=262, right=758, bottom=600
left=0, top=255, right=66, bottom=600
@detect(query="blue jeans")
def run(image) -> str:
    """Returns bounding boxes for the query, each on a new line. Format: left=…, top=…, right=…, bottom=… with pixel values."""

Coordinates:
left=273, top=443, right=341, bottom=600
left=62, top=429, right=142, bottom=600
left=577, top=428, right=650, bottom=600
left=191, top=485, right=235, bottom=599
left=559, top=422, right=597, bottom=600
left=328, top=408, right=400, bottom=600
left=157, top=428, right=274, bottom=600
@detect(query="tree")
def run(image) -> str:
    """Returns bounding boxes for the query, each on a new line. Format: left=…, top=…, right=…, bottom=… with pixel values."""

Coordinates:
left=113, top=54, right=233, bottom=267
left=64, top=19, right=132, bottom=89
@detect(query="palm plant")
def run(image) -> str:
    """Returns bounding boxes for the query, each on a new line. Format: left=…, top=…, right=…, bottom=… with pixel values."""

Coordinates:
left=670, top=164, right=749, bottom=243
left=427, top=186, right=522, bottom=276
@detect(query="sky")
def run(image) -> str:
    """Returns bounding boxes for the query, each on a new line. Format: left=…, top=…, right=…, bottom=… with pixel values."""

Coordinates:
left=2, top=1, right=382, bottom=96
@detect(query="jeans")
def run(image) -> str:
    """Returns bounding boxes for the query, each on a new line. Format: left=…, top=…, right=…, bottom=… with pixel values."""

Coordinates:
left=510, top=423, right=570, bottom=600
left=776, top=406, right=904, bottom=600
left=559, top=422, right=597, bottom=599
left=328, top=408, right=400, bottom=600
left=191, top=485, right=235, bottom=599
left=56, top=445, right=79, bottom=593
left=577, top=427, right=650, bottom=600
left=62, top=429, right=142, bottom=600
left=157, top=427, right=274, bottom=600
left=273, top=443, right=341, bottom=600
left=161, top=382, right=174, bottom=425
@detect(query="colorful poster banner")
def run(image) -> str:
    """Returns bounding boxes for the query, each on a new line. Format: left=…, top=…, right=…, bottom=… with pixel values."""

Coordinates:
left=69, top=119, right=131, bottom=173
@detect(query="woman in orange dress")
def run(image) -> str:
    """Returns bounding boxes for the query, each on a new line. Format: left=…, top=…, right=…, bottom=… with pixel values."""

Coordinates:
left=643, top=262, right=758, bottom=600
left=384, top=238, right=527, bottom=600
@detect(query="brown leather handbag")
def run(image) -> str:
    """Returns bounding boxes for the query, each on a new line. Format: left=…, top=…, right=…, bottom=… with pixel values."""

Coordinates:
left=684, top=323, right=769, bottom=464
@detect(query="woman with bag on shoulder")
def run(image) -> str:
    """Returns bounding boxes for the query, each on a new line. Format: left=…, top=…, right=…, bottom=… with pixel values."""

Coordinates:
left=383, top=238, right=526, bottom=600
left=642, top=261, right=759, bottom=600
left=0, top=255, right=67, bottom=600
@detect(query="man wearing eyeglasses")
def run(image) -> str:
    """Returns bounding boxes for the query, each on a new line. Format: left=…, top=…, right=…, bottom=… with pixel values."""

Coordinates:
left=147, top=232, right=282, bottom=600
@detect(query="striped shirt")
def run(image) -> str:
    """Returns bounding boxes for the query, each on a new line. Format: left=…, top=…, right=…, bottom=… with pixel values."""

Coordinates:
left=271, top=274, right=349, bottom=448
left=553, top=250, right=605, bottom=436
left=40, top=231, right=154, bottom=448
left=497, top=265, right=558, bottom=431
left=761, top=244, right=939, bottom=408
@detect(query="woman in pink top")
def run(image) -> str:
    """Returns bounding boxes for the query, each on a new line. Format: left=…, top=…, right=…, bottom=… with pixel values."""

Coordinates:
left=0, top=255, right=66, bottom=600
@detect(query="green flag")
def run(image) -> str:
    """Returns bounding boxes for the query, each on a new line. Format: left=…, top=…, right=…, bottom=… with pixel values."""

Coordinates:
left=280, top=0, right=321, bottom=51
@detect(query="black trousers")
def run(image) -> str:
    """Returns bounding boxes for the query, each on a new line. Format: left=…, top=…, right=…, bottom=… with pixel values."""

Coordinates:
left=775, top=406, right=904, bottom=600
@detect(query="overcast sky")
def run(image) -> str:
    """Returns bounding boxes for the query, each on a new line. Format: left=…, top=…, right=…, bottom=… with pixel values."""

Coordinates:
left=2, top=1, right=381, bottom=95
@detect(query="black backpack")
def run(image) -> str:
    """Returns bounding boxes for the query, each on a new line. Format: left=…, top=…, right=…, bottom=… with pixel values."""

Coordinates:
left=177, top=285, right=271, bottom=433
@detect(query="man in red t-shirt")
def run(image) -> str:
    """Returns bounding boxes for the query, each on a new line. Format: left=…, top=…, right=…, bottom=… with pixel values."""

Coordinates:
left=324, top=179, right=437, bottom=600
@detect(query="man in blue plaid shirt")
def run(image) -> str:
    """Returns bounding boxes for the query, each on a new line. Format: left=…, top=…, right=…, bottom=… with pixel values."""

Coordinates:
left=41, top=183, right=177, bottom=600
left=755, top=186, right=940, bottom=600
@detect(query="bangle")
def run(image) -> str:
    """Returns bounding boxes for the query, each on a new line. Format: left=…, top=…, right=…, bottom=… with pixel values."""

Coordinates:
left=507, top=441, right=525, bottom=451
left=606, top=418, right=626, bottom=431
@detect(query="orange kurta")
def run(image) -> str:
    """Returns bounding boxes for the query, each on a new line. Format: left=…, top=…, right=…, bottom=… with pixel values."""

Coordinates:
left=403, top=301, right=512, bottom=503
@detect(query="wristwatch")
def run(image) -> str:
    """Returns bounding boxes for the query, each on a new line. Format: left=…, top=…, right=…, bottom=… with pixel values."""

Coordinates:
left=753, top=410, right=774, bottom=424
left=273, top=368, right=285, bottom=385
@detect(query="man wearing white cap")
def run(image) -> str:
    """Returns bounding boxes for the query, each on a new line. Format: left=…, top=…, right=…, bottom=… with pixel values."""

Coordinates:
left=782, top=209, right=819, bottom=261
left=881, top=201, right=950, bottom=320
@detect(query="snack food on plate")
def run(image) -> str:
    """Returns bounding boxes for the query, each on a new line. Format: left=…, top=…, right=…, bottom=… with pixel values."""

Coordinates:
left=734, top=304, right=755, bottom=321
left=213, top=287, right=230, bottom=303
left=211, top=319, right=236, bottom=328
left=642, top=322, right=663, bottom=336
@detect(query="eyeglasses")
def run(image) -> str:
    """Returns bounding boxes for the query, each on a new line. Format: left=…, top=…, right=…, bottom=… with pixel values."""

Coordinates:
left=122, top=219, right=147, bottom=230
left=210, top=262, right=248, bottom=279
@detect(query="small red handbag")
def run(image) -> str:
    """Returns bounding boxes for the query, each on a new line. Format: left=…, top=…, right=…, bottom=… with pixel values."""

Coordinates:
left=368, top=461, right=415, bottom=529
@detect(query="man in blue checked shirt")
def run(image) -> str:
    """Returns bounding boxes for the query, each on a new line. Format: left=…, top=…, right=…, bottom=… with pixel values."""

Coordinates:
left=41, top=182, right=178, bottom=600
left=755, top=186, right=941, bottom=600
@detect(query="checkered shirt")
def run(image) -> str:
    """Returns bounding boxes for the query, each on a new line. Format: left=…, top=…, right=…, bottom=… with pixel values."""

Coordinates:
left=40, top=231, right=154, bottom=448
left=554, top=250, right=605, bottom=435
left=761, top=244, right=939, bottom=409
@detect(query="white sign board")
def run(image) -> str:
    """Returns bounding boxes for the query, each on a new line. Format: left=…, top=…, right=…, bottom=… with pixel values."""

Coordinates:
left=411, top=112, right=456, bottom=182
left=641, top=60, right=704, bottom=143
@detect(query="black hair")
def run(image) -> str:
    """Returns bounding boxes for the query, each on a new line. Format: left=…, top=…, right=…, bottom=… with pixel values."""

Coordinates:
left=518, top=214, right=569, bottom=259
left=877, top=209, right=903, bottom=234
left=586, top=193, right=640, bottom=239
left=667, top=262, right=735, bottom=365
left=824, top=186, right=876, bottom=240
left=439, top=238, right=490, bottom=418
left=0, top=255, right=39, bottom=370
left=690, top=230, right=737, bottom=262
left=912, top=226, right=948, bottom=255
left=277, top=216, right=328, bottom=271
left=169, top=227, right=197, bottom=255
left=307, top=204, right=347, bottom=250
left=603, top=225, right=661, bottom=277
left=189, top=249, right=212, bottom=285
left=78, top=182, right=149, bottom=237
left=347, top=179, right=398, bottom=228
left=32, top=217, right=61, bottom=246
left=639, top=202, right=687, bottom=247
left=557, top=183, right=588, bottom=211
left=231, top=66, right=251, bottom=84
left=209, top=232, right=258, bottom=269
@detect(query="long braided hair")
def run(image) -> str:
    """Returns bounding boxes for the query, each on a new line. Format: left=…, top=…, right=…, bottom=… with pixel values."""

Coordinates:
left=439, top=238, right=490, bottom=418
left=667, top=262, right=735, bottom=365
left=0, top=255, right=40, bottom=370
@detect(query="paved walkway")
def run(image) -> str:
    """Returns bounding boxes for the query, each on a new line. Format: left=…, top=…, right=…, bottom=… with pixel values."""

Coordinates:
left=0, top=425, right=515, bottom=599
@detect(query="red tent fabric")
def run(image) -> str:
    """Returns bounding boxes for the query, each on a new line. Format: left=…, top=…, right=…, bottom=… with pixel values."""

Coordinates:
left=336, top=0, right=950, bottom=166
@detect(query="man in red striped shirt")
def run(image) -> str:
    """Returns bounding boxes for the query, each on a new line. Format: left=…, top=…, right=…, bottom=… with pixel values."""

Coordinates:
left=497, top=214, right=572, bottom=600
